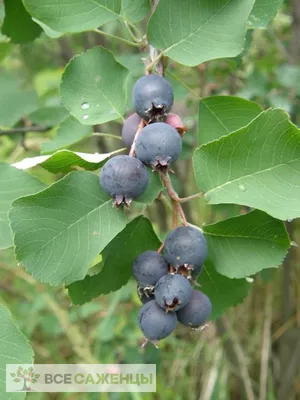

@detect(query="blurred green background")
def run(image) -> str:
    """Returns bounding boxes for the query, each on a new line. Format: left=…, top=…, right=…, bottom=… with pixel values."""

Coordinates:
left=0, top=0, right=300, bottom=399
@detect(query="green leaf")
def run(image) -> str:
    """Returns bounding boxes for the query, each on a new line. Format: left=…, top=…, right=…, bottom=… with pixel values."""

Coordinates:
left=147, top=0, right=255, bottom=67
left=10, top=373, right=16, bottom=378
left=198, top=264, right=251, bottom=320
left=199, top=96, right=263, bottom=144
left=68, top=216, right=161, bottom=305
left=23, top=0, right=121, bottom=35
left=203, top=210, right=290, bottom=278
left=41, top=116, right=92, bottom=154
left=121, top=0, right=150, bottom=22
left=248, top=0, right=283, bottom=29
left=136, top=169, right=163, bottom=204
left=12, top=149, right=124, bottom=174
left=0, top=305, right=34, bottom=399
left=0, top=72, right=38, bottom=127
left=61, top=47, right=129, bottom=125
left=0, top=163, right=45, bottom=250
left=193, top=109, right=300, bottom=220
left=1, top=0, right=42, bottom=43
left=9, top=171, right=126, bottom=286
left=28, top=106, right=69, bottom=127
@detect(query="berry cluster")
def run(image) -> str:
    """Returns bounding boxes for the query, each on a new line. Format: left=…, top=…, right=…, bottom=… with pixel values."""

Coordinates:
left=99, top=74, right=185, bottom=207
left=134, top=226, right=211, bottom=347
left=99, top=72, right=212, bottom=347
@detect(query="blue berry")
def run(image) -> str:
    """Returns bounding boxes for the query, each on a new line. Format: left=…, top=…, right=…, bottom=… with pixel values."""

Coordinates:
left=135, top=122, right=182, bottom=169
left=100, top=155, right=149, bottom=207
left=138, top=300, right=177, bottom=343
left=155, top=273, right=192, bottom=311
left=122, top=113, right=141, bottom=148
left=133, top=251, right=169, bottom=287
left=176, top=290, right=212, bottom=328
left=133, top=75, right=174, bottom=121
left=164, top=226, right=207, bottom=270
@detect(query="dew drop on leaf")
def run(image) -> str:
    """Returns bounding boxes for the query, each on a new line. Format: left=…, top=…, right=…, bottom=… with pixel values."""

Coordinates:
left=81, top=102, right=90, bottom=110
left=83, top=114, right=89, bottom=120
left=238, top=183, right=246, bottom=192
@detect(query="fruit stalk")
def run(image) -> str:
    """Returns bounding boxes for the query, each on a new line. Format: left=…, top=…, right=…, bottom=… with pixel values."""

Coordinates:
left=159, top=170, right=188, bottom=226
left=129, top=119, right=145, bottom=157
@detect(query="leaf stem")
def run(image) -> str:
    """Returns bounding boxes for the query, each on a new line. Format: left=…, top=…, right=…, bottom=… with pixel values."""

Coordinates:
left=145, top=52, right=164, bottom=74
left=179, top=192, right=203, bottom=203
left=93, top=29, right=140, bottom=47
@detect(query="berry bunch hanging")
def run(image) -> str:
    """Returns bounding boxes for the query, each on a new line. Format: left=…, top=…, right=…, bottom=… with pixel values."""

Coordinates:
left=99, top=68, right=212, bottom=347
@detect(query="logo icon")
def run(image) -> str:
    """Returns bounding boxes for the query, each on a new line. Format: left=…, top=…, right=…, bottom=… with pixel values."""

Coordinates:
left=10, top=366, right=40, bottom=392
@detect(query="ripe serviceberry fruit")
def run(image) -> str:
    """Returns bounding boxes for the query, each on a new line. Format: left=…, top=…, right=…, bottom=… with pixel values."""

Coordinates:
left=133, top=74, right=174, bottom=121
left=135, top=122, right=182, bottom=169
left=176, top=290, right=212, bottom=328
left=133, top=251, right=169, bottom=287
left=165, top=113, right=187, bottom=136
left=122, top=113, right=142, bottom=148
left=164, top=226, right=207, bottom=270
left=100, top=155, right=149, bottom=207
left=155, top=273, right=192, bottom=312
left=138, top=300, right=177, bottom=345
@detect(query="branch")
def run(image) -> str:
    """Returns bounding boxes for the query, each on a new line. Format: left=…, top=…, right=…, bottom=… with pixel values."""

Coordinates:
left=129, top=119, right=145, bottom=157
left=0, top=126, right=51, bottom=136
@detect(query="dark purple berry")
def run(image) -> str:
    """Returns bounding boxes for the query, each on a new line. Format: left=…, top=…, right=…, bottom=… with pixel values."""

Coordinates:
left=100, top=155, right=149, bottom=207
left=133, top=75, right=174, bottom=121
left=176, top=290, right=212, bottom=328
left=138, top=300, right=177, bottom=343
left=164, top=226, right=207, bottom=270
left=122, top=113, right=142, bottom=148
left=133, top=251, right=169, bottom=287
left=155, top=274, right=192, bottom=312
left=135, top=122, right=182, bottom=169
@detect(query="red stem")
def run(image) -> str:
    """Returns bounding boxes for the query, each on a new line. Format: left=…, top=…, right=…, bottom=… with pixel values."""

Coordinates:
left=129, top=120, right=145, bottom=157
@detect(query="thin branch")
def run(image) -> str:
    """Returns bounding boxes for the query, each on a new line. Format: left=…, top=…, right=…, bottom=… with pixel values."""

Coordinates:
left=158, top=170, right=188, bottom=226
left=0, top=126, right=50, bottom=136
left=94, top=29, right=140, bottom=47
left=129, top=119, right=145, bottom=157
left=92, top=132, right=124, bottom=141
